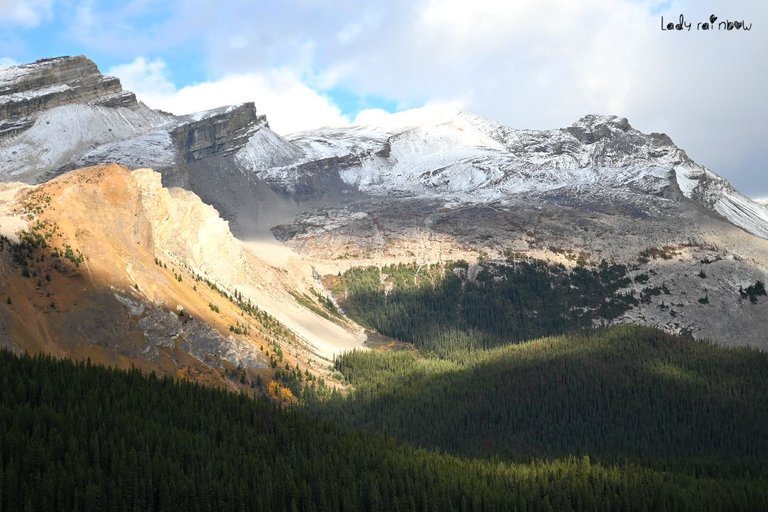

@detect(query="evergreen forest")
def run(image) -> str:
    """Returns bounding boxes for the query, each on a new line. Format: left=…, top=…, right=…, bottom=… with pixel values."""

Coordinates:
left=2, top=257, right=767, bottom=510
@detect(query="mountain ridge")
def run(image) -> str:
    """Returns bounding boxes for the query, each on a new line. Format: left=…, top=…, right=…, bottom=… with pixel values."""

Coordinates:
left=0, top=56, right=138, bottom=137
left=1, top=55, right=767, bottom=351
left=0, top=163, right=363, bottom=390
left=271, top=109, right=768, bottom=239
left=1, top=56, right=765, bottom=240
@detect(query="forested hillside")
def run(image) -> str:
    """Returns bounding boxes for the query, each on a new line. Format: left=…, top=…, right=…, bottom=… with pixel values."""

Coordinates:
left=2, top=349, right=767, bottom=511
left=3, top=243, right=766, bottom=511
left=326, top=259, right=638, bottom=355
left=325, top=326, right=768, bottom=477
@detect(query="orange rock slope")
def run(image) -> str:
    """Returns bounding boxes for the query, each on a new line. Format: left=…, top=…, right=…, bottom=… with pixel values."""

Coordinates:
left=0, top=164, right=361, bottom=393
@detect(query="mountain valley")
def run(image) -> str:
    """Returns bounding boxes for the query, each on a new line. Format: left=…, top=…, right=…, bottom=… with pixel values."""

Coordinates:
left=1, top=55, right=767, bottom=511
left=2, top=56, right=766, bottom=360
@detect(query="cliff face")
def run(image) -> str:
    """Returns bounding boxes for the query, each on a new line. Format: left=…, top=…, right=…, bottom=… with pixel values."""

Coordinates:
left=0, top=56, right=138, bottom=137
left=0, top=164, right=268, bottom=381
left=0, top=57, right=275, bottom=185
left=0, top=164, right=363, bottom=389
left=171, top=103, right=268, bottom=162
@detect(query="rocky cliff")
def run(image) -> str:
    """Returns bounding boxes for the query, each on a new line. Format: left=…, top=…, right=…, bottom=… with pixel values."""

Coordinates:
left=0, top=58, right=273, bottom=185
left=0, top=164, right=363, bottom=390
left=172, top=103, right=268, bottom=162
left=0, top=56, right=137, bottom=138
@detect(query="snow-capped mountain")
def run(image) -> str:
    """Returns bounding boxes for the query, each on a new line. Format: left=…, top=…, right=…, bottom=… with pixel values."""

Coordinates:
left=1, top=55, right=768, bottom=349
left=1, top=56, right=766, bottom=240
left=0, top=56, right=274, bottom=183
left=237, top=105, right=768, bottom=239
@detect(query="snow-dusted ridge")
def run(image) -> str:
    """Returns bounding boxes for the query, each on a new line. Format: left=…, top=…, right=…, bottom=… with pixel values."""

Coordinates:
left=233, top=107, right=768, bottom=239
left=0, top=56, right=766, bottom=240
left=0, top=103, right=176, bottom=180
left=0, top=57, right=272, bottom=182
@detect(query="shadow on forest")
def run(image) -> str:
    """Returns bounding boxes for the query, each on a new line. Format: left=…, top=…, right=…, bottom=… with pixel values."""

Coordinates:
left=333, top=259, right=639, bottom=355
left=323, top=325, right=768, bottom=477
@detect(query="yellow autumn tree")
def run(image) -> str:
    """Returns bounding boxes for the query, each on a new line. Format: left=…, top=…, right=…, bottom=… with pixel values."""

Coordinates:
left=267, top=380, right=297, bottom=404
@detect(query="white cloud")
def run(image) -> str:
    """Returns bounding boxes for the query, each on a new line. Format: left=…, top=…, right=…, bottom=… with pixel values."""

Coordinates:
left=0, top=56, right=18, bottom=67
left=108, top=58, right=349, bottom=135
left=0, top=0, right=53, bottom=27
left=108, top=57, right=176, bottom=106
left=353, top=102, right=465, bottom=128
left=315, top=0, right=658, bottom=124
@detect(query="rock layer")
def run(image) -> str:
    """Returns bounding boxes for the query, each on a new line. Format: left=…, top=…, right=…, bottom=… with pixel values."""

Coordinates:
left=0, top=57, right=273, bottom=186
left=0, top=56, right=137, bottom=137
left=171, top=103, right=267, bottom=162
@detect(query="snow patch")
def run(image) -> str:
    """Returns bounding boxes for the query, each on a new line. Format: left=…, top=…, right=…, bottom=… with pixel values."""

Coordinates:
left=235, top=126, right=304, bottom=173
left=0, top=83, right=71, bottom=104
left=0, top=103, right=175, bottom=181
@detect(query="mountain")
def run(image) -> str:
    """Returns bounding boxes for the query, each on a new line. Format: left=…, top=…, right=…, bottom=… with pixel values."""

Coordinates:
left=4, top=54, right=768, bottom=512
left=268, top=110, right=768, bottom=347
left=0, top=56, right=767, bottom=353
left=0, top=163, right=363, bottom=392
left=0, top=56, right=137, bottom=133
left=263, top=107, right=768, bottom=239
left=2, top=57, right=767, bottom=238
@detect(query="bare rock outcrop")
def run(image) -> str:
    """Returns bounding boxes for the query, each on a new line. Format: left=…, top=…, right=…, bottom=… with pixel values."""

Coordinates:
left=0, top=56, right=138, bottom=138
left=0, top=57, right=274, bottom=187
left=133, top=167, right=250, bottom=288
left=171, top=103, right=267, bottom=162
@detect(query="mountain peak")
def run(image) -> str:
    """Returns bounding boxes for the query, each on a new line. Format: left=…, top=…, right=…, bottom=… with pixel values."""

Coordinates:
left=565, top=114, right=633, bottom=144
left=572, top=114, right=632, bottom=131
left=0, top=55, right=94, bottom=83
left=0, top=54, right=138, bottom=138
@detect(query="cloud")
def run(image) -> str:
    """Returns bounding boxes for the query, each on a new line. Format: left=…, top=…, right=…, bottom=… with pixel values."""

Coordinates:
left=322, top=0, right=766, bottom=197
left=0, top=0, right=53, bottom=27
left=108, top=57, right=176, bottom=105
left=108, top=57, right=349, bottom=134
left=307, top=0, right=665, bottom=125
left=353, top=102, right=465, bottom=128
left=0, top=56, right=18, bottom=66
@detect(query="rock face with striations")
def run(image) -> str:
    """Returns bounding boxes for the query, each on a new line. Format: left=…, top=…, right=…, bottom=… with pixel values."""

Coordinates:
left=0, top=57, right=276, bottom=187
left=171, top=103, right=268, bottom=162
left=0, top=56, right=138, bottom=137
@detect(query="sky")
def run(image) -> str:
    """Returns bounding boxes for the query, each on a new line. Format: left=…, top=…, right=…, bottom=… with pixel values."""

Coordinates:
left=0, top=0, right=765, bottom=198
